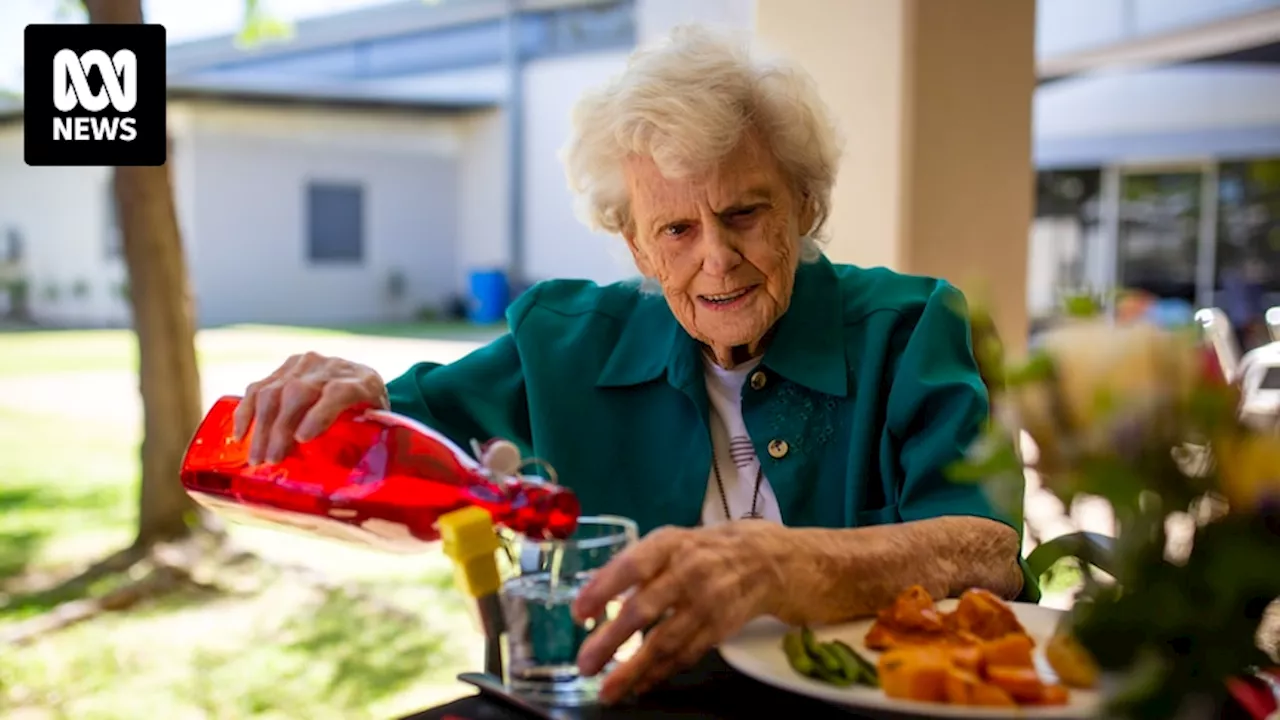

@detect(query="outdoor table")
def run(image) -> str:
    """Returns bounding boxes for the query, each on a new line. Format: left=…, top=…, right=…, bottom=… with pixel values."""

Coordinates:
left=395, top=654, right=1272, bottom=720
left=396, top=652, right=877, bottom=720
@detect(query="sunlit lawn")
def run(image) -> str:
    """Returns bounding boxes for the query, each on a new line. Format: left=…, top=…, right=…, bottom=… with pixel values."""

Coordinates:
left=0, top=321, right=505, bottom=377
left=0, top=325, right=494, bottom=720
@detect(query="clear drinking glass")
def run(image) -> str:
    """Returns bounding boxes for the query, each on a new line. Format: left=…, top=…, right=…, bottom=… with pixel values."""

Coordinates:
left=497, top=515, right=639, bottom=706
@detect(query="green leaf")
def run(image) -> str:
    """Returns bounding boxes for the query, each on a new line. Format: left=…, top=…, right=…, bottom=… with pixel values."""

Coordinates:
left=947, top=429, right=1023, bottom=483
left=1066, top=512, right=1280, bottom=720
left=235, top=0, right=295, bottom=49
left=1004, top=351, right=1055, bottom=386
left=1071, top=456, right=1148, bottom=514
left=1062, top=293, right=1104, bottom=318
left=54, top=0, right=85, bottom=21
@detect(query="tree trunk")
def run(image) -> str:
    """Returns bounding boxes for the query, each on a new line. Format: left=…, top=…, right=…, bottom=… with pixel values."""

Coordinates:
left=85, top=0, right=208, bottom=547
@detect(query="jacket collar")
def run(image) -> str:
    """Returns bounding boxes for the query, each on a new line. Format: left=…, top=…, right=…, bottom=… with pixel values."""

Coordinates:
left=596, top=255, right=849, bottom=398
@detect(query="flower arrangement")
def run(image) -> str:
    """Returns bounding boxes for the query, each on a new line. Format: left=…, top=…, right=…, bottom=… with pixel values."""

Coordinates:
left=951, top=298, right=1280, bottom=720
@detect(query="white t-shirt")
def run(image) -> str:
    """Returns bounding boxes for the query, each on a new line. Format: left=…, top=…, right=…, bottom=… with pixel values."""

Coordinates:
left=700, top=355, right=784, bottom=526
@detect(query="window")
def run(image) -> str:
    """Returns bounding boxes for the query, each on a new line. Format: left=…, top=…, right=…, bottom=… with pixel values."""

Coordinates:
left=4, top=227, right=22, bottom=262
left=1029, top=169, right=1103, bottom=320
left=306, top=182, right=365, bottom=263
left=1217, top=159, right=1280, bottom=294
left=1115, top=171, right=1202, bottom=303
left=1215, top=158, right=1280, bottom=350
left=1033, top=169, right=1103, bottom=291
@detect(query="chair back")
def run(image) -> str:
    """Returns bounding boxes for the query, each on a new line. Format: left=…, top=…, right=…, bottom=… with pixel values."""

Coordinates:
left=1195, top=307, right=1243, bottom=383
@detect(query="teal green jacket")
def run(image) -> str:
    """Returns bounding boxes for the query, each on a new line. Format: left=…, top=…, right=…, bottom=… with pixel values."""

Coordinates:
left=387, top=256, right=1035, bottom=600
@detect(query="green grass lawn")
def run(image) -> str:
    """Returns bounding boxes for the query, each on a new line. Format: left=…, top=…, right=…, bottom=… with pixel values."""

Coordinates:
left=0, top=326, right=483, bottom=720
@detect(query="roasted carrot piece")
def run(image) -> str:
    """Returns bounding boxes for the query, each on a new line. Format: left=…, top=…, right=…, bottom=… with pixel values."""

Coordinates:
left=945, top=588, right=1029, bottom=642
left=1034, top=684, right=1070, bottom=706
left=1045, top=631, right=1100, bottom=689
left=943, top=666, right=983, bottom=704
left=981, top=633, right=1035, bottom=668
left=985, top=665, right=1047, bottom=702
left=971, top=681, right=1018, bottom=707
left=949, top=645, right=985, bottom=674
left=944, top=666, right=1018, bottom=707
left=879, top=649, right=949, bottom=703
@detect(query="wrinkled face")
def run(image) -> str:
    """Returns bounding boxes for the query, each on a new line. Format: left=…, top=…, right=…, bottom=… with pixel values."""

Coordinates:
left=623, top=131, right=814, bottom=365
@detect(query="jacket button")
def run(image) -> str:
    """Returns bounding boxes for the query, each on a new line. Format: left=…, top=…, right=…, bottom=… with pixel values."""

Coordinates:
left=750, top=370, right=768, bottom=391
left=767, top=439, right=789, bottom=459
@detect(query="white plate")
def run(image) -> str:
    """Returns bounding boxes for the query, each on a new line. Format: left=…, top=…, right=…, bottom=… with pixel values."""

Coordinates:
left=720, top=599, right=1102, bottom=719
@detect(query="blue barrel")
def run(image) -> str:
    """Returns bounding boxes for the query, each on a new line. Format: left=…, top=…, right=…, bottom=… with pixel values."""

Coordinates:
left=468, top=269, right=510, bottom=324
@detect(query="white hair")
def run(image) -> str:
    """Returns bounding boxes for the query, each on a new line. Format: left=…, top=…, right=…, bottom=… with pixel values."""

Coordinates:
left=560, top=24, right=843, bottom=265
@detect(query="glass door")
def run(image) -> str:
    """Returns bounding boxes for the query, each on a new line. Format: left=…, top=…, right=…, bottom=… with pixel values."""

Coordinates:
left=1029, top=170, right=1103, bottom=324
left=1115, top=168, right=1205, bottom=306
left=1092, top=163, right=1219, bottom=321
left=1215, top=158, right=1280, bottom=352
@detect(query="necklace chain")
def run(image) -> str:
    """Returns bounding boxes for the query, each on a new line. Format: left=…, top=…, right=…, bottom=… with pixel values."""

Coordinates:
left=712, top=454, right=764, bottom=520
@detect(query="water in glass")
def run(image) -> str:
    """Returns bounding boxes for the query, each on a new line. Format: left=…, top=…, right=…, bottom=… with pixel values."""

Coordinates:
left=498, top=516, right=637, bottom=706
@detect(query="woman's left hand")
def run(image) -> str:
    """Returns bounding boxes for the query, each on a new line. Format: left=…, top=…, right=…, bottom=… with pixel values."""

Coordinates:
left=571, top=521, right=789, bottom=704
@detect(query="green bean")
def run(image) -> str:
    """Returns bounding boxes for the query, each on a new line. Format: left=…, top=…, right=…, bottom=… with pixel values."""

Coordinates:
left=800, top=626, right=822, bottom=659
left=830, top=640, right=879, bottom=687
left=782, top=627, right=879, bottom=688
left=789, top=627, right=854, bottom=686
left=811, top=644, right=856, bottom=686
left=782, top=631, right=816, bottom=676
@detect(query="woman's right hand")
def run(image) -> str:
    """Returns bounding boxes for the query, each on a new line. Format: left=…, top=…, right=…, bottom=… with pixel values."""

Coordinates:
left=233, top=352, right=389, bottom=465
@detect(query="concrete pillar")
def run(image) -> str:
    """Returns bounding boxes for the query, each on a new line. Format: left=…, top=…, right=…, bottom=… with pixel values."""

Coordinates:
left=754, top=0, right=1036, bottom=354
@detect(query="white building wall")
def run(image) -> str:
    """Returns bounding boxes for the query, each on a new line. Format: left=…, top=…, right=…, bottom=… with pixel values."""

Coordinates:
left=184, top=102, right=465, bottom=326
left=1036, top=0, right=1280, bottom=58
left=1035, top=0, right=1130, bottom=58
left=457, top=109, right=510, bottom=291
left=521, top=50, right=636, bottom=285
left=0, top=124, right=127, bottom=326
left=637, top=0, right=756, bottom=45
left=1036, top=66, right=1280, bottom=142
left=0, top=102, right=471, bottom=328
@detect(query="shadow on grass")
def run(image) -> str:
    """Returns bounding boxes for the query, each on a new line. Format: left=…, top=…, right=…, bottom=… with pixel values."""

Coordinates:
left=0, top=487, right=48, bottom=580
left=184, top=583, right=460, bottom=718
left=0, top=484, right=123, bottom=588
left=286, top=586, right=457, bottom=708
left=0, top=481, right=141, bottom=618
left=0, top=550, right=233, bottom=623
left=0, top=529, right=43, bottom=582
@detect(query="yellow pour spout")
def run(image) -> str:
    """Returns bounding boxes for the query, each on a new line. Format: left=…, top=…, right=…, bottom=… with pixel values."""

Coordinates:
left=438, top=506, right=502, bottom=599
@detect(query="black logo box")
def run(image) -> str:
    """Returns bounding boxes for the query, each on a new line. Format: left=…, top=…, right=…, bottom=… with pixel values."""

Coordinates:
left=24, top=23, right=167, bottom=167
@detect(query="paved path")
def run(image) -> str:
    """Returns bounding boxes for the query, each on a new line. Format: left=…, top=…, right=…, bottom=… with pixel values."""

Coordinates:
left=0, top=331, right=490, bottom=426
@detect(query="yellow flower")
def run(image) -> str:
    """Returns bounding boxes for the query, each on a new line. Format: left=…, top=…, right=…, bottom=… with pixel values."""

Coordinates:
left=1213, top=433, right=1280, bottom=512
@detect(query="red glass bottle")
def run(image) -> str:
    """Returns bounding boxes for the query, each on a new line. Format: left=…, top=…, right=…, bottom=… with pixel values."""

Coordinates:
left=180, top=396, right=580, bottom=550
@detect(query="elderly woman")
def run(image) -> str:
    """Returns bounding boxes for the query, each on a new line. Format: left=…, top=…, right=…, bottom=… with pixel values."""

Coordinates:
left=235, top=27, right=1029, bottom=703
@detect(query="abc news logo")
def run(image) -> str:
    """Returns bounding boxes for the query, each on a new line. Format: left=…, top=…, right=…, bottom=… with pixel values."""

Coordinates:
left=25, top=24, right=166, bottom=167
left=54, top=49, right=139, bottom=142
